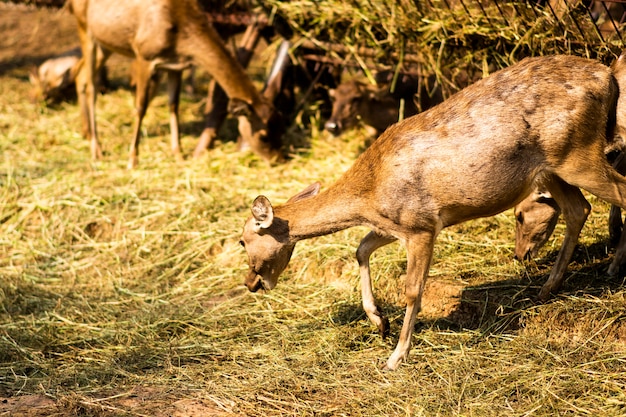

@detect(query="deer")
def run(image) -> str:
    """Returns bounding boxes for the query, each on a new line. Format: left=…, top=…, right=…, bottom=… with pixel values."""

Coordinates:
left=324, top=74, right=442, bottom=137
left=514, top=149, right=626, bottom=273
left=514, top=54, right=626, bottom=276
left=29, top=47, right=81, bottom=103
left=29, top=47, right=109, bottom=104
left=240, top=54, right=626, bottom=371
left=68, top=0, right=283, bottom=169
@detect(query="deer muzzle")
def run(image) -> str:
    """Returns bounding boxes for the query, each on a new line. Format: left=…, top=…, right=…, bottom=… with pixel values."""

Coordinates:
left=244, top=269, right=264, bottom=292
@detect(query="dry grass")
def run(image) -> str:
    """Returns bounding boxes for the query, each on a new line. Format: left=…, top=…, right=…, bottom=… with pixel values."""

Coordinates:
left=2, top=3, right=626, bottom=417
left=270, top=0, right=625, bottom=97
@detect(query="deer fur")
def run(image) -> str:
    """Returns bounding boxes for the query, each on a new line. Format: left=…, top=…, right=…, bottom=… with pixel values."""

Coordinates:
left=68, top=0, right=282, bottom=169
left=240, top=54, right=626, bottom=370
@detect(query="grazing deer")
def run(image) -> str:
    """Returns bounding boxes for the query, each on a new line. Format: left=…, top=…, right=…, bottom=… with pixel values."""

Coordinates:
left=240, top=54, right=626, bottom=370
left=29, top=47, right=81, bottom=103
left=29, top=47, right=108, bottom=104
left=68, top=0, right=282, bottom=169
left=514, top=150, right=626, bottom=272
left=324, top=74, right=442, bottom=136
left=515, top=54, right=626, bottom=276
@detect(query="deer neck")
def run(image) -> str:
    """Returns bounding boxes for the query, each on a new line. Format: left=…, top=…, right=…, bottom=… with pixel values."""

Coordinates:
left=177, top=18, right=264, bottom=109
left=275, top=186, right=366, bottom=243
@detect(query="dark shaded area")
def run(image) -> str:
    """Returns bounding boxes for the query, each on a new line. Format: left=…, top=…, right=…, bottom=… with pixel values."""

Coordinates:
left=330, top=239, right=625, bottom=343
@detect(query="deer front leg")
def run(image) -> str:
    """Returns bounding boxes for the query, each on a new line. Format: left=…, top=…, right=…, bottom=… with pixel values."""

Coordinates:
left=83, top=35, right=103, bottom=161
left=356, top=231, right=396, bottom=338
left=74, top=58, right=90, bottom=139
left=128, top=59, right=159, bottom=169
left=385, top=231, right=436, bottom=371
left=538, top=176, right=590, bottom=301
left=166, top=69, right=183, bottom=163
left=193, top=79, right=228, bottom=158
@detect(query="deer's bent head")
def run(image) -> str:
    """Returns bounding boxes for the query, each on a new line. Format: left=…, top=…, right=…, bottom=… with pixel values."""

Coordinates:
left=514, top=190, right=561, bottom=261
left=241, top=183, right=322, bottom=292
left=230, top=98, right=284, bottom=163
left=240, top=196, right=295, bottom=292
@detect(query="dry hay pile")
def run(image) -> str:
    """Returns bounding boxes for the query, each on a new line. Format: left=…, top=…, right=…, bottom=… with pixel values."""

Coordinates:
left=264, top=0, right=626, bottom=95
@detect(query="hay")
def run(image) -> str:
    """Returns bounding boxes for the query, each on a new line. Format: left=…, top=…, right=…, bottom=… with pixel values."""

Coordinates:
left=1, top=3, right=626, bottom=416
left=266, top=0, right=625, bottom=95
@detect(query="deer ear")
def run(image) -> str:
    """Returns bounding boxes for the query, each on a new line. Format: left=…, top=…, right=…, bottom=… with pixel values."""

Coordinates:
left=287, top=182, right=321, bottom=203
left=252, top=195, right=274, bottom=230
left=533, top=191, right=553, bottom=203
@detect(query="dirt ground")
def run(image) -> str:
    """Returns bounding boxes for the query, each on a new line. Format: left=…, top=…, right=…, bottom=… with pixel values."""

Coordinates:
left=0, top=4, right=475, bottom=415
left=0, top=4, right=228, bottom=416
left=0, top=4, right=78, bottom=72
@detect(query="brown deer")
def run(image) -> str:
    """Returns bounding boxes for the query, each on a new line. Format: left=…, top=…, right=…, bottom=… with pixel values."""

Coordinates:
left=29, top=47, right=109, bottom=104
left=514, top=54, right=626, bottom=276
left=29, top=47, right=82, bottom=103
left=514, top=150, right=626, bottom=273
left=68, top=0, right=282, bottom=169
left=240, top=54, right=626, bottom=370
left=324, top=74, right=442, bottom=136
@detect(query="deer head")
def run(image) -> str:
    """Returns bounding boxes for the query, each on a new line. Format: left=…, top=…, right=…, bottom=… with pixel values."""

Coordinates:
left=514, top=190, right=561, bottom=261
left=240, top=183, right=321, bottom=292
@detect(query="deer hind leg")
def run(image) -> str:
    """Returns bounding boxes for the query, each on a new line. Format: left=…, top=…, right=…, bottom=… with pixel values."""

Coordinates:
left=537, top=176, right=591, bottom=301
left=166, top=69, right=183, bottom=163
left=608, top=152, right=626, bottom=276
left=555, top=150, right=626, bottom=279
left=128, top=58, right=160, bottom=169
left=385, top=230, right=436, bottom=371
left=356, top=231, right=396, bottom=338
left=609, top=205, right=623, bottom=247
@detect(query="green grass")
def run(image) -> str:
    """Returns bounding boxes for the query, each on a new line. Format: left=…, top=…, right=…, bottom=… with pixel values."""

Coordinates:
left=1, top=50, right=626, bottom=416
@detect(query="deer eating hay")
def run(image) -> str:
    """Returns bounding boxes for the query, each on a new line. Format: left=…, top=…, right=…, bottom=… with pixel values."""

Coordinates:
left=68, top=0, right=283, bottom=168
left=240, top=54, right=626, bottom=370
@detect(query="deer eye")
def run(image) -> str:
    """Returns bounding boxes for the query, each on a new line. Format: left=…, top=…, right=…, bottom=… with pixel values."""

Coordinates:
left=516, top=213, right=524, bottom=225
left=239, top=240, right=245, bottom=248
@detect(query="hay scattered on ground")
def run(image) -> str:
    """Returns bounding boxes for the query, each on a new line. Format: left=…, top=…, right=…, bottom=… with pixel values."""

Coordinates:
left=1, top=3, right=626, bottom=416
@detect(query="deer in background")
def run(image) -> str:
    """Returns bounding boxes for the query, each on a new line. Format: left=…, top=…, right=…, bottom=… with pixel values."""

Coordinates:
left=240, top=54, right=626, bottom=370
left=324, top=73, right=443, bottom=137
left=29, top=47, right=108, bottom=104
left=68, top=0, right=283, bottom=169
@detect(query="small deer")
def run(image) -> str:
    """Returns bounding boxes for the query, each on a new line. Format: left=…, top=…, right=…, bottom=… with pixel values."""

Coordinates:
left=514, top=54, right=626, bottom=276
left=68, top=0, right=283, bottom=169
left=515, top=150, right=626, bottom=272
left=324, top=74, right=442, bottom=136
left=29, top=47, right=109, bottom=104
left=29, top=47, right=82, bottom=103
left=240, top=54, right=626, bottom=370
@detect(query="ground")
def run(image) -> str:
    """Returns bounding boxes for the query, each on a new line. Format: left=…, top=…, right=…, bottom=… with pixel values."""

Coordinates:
left=0, top=4, right=226, bottom=416
left=3, top=3, right=626, bottom=416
